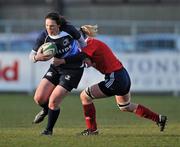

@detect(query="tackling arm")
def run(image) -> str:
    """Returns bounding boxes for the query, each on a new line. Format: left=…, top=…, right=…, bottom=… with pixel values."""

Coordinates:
left=53, top=52, right=93, bottom=67
left=64, top=52, right=88, bottom=64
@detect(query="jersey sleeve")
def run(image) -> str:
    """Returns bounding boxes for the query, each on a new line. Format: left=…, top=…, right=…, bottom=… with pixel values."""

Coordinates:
left=32, top=30, right=47, bottom=51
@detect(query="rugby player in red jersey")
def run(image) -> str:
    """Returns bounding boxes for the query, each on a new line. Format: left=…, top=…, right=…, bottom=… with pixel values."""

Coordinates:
left=53, top=25, right=167, bottom=135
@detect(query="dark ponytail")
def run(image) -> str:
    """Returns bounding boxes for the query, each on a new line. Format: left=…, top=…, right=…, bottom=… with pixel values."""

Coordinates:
left=45, top=12, right=67, bottom=26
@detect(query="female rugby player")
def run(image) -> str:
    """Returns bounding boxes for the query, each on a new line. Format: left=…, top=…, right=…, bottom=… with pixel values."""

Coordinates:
left=53, top=25, right=167, bottom=135
left=29, top=12, right=86, bottom=135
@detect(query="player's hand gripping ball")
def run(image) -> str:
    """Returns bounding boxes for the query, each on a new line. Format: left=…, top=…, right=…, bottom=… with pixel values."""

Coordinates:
left=40, top=42, right=57, bottom=56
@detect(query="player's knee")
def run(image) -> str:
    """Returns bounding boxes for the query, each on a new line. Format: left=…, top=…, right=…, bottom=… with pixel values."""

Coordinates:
left=48, top=103, right=55, bottom=110
left=117, top=102, right=132, bottom=112
left=80, top=87, right=93, bottom=103
left=34, top=94, right=42, bottom=105
left=34, top=92, right=48, bottom=105
left=80, top=90, right=86, bottom=101
left=48, top=100, right=58, bottom=110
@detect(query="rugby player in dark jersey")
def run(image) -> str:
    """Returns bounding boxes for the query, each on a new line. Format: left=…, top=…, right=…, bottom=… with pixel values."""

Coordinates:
left=53, top=25, right=167, bottom=135
left=29, top=12, right=86, bottom=135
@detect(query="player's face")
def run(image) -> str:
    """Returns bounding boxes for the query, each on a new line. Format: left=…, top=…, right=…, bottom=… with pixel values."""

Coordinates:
left=45, top=18, right=60, bottom=36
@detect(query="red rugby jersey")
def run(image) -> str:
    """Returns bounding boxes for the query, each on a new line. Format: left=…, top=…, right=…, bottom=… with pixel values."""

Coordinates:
left=82, top=38, right=123, bottom=74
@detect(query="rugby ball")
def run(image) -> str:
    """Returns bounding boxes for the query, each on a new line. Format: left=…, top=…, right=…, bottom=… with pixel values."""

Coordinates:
left=40, top=42, right=57, bottom=56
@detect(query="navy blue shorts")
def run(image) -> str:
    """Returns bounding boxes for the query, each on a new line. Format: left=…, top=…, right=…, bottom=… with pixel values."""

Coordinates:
left=43, top=64, right=84, bottom=91
left=98, top=67, right=131, bottom=96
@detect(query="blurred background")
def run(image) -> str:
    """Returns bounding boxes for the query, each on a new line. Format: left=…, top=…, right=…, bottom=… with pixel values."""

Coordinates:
left=0, top=0, right=180, bottom=95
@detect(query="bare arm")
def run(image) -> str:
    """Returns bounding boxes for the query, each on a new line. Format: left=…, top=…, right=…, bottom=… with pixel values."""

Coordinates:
left=29, top=48, right=53, bottom=63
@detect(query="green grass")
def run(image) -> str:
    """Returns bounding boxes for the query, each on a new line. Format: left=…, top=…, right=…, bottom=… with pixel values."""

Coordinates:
left=0, top=93, right=180, bottom=147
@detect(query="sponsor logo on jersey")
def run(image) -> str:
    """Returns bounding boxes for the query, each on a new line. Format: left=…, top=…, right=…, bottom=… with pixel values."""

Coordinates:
left=46, top=72, right=52, bottom=77
left=57, top=44, right=72, bottom=55
left=65, top=75, right=71, bottom=80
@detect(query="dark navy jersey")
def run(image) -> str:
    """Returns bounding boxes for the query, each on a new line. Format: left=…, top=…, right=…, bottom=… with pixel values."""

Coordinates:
left=33, top=24, right=84, bottom=69
left=33, top=24, right=81, bottom=58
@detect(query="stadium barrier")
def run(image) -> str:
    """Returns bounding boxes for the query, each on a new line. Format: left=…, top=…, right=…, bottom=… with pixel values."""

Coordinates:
left=0, top=52, right=179, bottom=94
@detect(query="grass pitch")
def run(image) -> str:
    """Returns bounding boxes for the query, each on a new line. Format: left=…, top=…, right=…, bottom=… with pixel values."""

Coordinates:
left=0, top=93, right=179, bottom=147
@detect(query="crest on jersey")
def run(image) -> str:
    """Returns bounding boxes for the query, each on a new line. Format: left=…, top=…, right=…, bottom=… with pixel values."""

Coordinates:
left=63, top=39, right=69, bottom=46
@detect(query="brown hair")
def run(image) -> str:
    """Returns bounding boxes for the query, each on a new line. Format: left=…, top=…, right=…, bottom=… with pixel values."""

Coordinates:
left=45, top=12, right=67, bottom=26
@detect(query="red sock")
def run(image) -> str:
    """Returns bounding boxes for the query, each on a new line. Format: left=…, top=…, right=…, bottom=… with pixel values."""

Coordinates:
left=83, top=103, right=97, bottom=131
left=135, top=104, right=159, bottom=122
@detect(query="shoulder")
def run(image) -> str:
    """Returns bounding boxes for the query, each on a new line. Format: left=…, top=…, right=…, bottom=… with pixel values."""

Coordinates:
left=35, top=30, right=48, bottom=43
left=62, top=24, right=81, bottom=39
left=37, top=30, right=48, bottom=39
left=89, top=38, right=104, bottom=45
left=33, top=30, right=48, bottom=51
left=87, top=37, right=96, bottom=44
left=62, top=23, right=77, bottom=32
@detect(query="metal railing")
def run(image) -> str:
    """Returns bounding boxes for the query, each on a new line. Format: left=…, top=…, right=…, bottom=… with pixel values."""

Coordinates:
left=1, top=19, right=180, bottom=35
left=1, top=19, right=180, bottom=52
